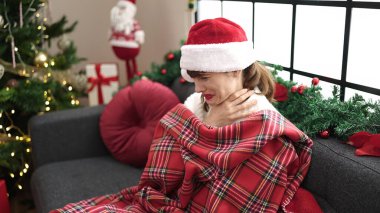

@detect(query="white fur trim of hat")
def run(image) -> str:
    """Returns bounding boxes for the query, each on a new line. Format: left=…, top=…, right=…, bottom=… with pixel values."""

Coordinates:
left=180, top=18, right=256, bottom=82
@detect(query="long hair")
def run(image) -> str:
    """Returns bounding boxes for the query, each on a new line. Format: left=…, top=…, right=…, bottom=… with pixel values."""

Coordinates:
left=243, top=61, right=275, bottom=102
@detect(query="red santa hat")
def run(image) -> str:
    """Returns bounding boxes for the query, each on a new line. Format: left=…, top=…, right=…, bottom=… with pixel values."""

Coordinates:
left=180, top=18, right=255, bottom=82
left=118, top=0, right=136, bottom=10
left=124, top=0, right=136, bottom=4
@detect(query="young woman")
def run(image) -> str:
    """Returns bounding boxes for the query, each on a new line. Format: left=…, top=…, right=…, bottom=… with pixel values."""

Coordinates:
left=53, top=18, right=318, bottom=213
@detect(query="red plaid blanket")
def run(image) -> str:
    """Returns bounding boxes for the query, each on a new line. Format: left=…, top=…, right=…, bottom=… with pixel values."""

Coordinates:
left=52, top=104, right=313, bottom=213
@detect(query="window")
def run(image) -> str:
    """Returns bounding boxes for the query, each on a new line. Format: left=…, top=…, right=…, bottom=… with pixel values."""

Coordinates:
left=197, top=0, right=380, bottom=101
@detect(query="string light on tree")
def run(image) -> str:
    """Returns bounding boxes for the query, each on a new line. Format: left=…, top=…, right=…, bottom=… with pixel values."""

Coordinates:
left=0, top=0, right=82, bottom=196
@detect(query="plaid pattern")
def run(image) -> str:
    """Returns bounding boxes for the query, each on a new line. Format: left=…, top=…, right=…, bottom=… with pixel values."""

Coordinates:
left=52, top=104, right=312, bottom=213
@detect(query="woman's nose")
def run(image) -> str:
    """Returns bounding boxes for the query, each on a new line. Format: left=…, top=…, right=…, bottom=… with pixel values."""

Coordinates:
left=194, top=82, right=205, bottom=93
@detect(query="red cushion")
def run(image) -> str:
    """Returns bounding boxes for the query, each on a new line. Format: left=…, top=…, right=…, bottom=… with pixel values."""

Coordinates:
left=100, top=79, right=180, bottom=167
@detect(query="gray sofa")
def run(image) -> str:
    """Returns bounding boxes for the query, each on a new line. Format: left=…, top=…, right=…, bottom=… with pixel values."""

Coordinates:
left=30, top=81, right=380, bottom=213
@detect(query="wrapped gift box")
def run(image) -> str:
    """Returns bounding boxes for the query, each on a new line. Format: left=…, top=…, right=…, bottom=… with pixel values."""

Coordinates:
left=0, top=180, right=10, bottom=213
left=86, top=63, right=119, bottom=106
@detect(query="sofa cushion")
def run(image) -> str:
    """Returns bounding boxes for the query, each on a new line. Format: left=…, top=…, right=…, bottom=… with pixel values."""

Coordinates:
left=31, top=156, right=143, bottom=213
left=100, top=79, right=180, bottom=167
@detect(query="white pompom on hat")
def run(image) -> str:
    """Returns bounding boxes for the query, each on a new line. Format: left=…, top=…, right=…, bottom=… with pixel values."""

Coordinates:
left=180, top=18, right=256, bottom=82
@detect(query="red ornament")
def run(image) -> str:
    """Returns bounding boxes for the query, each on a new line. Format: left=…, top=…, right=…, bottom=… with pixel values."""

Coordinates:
left=6, top=79, right=19, bottom=88
left=179, top=77, right=186, bottom=84
left=312, top=77, right=320, bottom=86
left=297, top=85, right=306, bottom=95
left=319, top=130, right=330, bottom=139
left=291, top=85, right=298, bottom=93
left=167, top=53, right=175, bottom=60
left=274, top=83, right=288, bottom=102
left=161, top=69, right=167, bottom=75
left=136, top=71, right=142, bottom=77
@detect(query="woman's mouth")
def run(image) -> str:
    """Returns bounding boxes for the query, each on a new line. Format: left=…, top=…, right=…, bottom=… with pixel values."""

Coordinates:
left=204, top=94, right=214, bottom=101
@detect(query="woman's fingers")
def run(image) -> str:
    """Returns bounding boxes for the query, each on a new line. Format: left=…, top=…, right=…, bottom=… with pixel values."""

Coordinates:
left=230, top=100, right=257, bottom=119
left=227, top=89, right=249, bottom=102
left=231, top=90, right=255, bottom=106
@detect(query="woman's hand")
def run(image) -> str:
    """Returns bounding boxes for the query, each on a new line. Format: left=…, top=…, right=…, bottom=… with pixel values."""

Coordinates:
left=203, top=89, right=257, bottom=127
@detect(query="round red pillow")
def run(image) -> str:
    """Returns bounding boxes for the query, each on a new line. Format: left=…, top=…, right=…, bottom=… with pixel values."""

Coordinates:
left=100, top=79, right=180, bottom=167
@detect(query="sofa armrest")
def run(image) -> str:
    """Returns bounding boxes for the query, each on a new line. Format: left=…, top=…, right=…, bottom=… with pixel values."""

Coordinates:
left=29, top=105, right=109, bottom=169
left=303, top=138, right=380, bottom=213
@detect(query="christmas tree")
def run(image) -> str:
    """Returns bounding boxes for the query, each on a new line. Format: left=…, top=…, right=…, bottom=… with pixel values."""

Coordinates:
left=0, top=0, right=84, bottom=195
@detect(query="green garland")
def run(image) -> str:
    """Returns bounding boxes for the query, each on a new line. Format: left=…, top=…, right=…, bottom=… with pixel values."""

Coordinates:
left=133, top=45, right=380, bottom=141
left=270, top=64, right=380, bottom=140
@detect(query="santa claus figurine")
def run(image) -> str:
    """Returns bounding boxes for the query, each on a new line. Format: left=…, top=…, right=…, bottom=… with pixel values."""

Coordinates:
left=110, top=0, right=145, bottom=82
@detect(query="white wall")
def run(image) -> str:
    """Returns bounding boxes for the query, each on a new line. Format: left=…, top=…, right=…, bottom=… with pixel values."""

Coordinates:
left=50, top=0, right=190, bottom=86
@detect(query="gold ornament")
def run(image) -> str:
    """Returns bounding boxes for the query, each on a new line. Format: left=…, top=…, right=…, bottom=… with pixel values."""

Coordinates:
left=57, top=35, right=71, bottom=50
left=34, top=51, right=49, bottom=67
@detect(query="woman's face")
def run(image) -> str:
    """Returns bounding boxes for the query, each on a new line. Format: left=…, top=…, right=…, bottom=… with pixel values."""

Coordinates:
left=192, top=71, right=243, bottom=107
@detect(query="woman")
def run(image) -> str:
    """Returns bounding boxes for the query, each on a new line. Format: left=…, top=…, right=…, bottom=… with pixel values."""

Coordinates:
left=53, top=18, right=318, bottom=213
left=176, top=18, right=314, bottom=212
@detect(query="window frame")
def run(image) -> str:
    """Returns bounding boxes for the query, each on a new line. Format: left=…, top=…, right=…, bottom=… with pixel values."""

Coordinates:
left=196, top=0, right=380, bottom=101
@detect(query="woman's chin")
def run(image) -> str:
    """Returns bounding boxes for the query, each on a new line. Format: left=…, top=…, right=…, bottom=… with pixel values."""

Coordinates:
left=205, top=98, right=220, bottom=107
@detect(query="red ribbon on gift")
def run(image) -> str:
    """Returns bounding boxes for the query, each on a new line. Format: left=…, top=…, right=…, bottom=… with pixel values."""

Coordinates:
left=87, top=64, right=118, bottom=104
left=347, top=131, right=380, bottom=157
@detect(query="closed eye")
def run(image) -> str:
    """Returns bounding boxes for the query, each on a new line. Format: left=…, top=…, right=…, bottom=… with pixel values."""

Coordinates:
left=199, top=76, right=209, bottom=80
